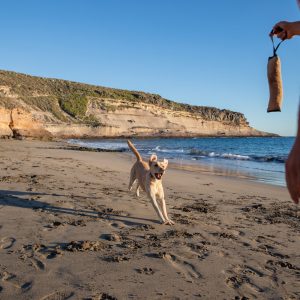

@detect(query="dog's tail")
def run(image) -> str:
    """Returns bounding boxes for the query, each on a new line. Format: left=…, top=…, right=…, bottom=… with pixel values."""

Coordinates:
left=127, top=140, right=142, bottom=161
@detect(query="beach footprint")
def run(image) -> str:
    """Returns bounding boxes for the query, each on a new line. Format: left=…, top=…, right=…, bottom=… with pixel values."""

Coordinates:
left=225, top=264, right=265, bottom=295
left=0, top=271, right=31, bottom=291
left=40, top=290, right=75, bottom=300
left=0, top=237, right=16, bottom=250
left=30, top=257, right=46, bottom=271
left=163, top=253, right=201, bottom=283
left=21, top=281, right=32, bottom=292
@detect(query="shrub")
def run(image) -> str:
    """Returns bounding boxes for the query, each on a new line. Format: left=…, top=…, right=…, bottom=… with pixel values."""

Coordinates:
left=59, top=94, right=88, bottom=118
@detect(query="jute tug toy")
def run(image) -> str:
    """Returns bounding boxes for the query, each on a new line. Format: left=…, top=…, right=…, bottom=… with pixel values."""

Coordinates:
left=267, top=29, right=286, bottom=112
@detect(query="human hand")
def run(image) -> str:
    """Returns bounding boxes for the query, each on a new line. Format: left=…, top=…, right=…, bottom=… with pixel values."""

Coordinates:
left=285, top=136, right=300, bottom=204
left=271, top=21, right=300, bottom=40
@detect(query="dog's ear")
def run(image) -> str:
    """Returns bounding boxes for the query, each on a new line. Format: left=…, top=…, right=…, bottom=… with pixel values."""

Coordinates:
left=149, top=154, right=158, bottom=165
left=163, top=158, right=169, bottom=167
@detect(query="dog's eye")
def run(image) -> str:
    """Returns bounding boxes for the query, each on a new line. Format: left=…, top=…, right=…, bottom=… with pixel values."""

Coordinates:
left=154, top=164, right=158, bottom=167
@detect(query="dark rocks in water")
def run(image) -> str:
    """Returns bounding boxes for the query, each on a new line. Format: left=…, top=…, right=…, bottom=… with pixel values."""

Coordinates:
left=60, top=146, right=126, bottom=153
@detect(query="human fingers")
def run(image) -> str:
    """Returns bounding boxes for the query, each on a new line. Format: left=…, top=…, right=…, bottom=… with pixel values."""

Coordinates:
left=277, top=31, right=288, bottom=40
left=272, top=25, right=283, bottom=36
left=272, top=26, right=283, bottom=35
left=273, top=21, right=288, bottom=31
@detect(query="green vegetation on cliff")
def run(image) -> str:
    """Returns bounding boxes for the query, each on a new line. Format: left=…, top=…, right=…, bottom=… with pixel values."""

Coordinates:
left=59, top=94, right=88, bottom=118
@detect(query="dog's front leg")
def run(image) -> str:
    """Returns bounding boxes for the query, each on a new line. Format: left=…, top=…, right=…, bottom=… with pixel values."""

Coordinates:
left=157, top=186, right=174, bottom=225
left=159, top=196, right=174, bottom=225
left=147, top=192, right=166, bottom=223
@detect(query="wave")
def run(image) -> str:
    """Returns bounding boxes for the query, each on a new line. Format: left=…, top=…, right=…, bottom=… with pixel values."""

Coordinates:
left=68, top=140, right=287, bottom=164
left=151, top=146, right=186, bottom=154
left=68, top=140, right=128, bottom=151
left=189, top=149, right=286, bottom=163
left=221, top=153, right=251, bottom=160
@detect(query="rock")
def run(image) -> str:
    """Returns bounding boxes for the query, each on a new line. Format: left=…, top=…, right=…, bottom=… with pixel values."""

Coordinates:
left=101, top=233, right=121, bottom=242
left=10, top=108, right=53, bottom=139
left=63, top=240, right=107, bottom=252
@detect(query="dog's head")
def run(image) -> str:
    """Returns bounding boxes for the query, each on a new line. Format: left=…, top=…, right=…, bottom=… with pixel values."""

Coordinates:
left=149, top=154, right=168, bottom=180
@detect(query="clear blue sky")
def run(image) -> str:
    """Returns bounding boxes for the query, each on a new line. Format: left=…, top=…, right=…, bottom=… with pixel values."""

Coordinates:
left=0, top=0, right=299, bottom=136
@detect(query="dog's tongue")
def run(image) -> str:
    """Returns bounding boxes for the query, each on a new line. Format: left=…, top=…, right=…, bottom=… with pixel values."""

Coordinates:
left=155, top=173, right=162, bottom=180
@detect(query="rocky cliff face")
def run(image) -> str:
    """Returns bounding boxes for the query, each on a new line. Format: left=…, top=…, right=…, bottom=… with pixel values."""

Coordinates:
left=0, top=70, right=274, bottom=139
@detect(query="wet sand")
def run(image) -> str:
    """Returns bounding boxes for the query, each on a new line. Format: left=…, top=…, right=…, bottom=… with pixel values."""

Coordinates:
left=0, top=140, right=299, bottom=300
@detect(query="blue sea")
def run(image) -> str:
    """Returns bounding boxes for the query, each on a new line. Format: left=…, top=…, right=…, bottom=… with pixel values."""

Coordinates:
left=68, top=137, right=295, bottom=187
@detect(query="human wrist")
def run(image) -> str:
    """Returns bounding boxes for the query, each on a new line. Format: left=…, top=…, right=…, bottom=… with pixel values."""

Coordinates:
left=289, top=21, right=300, bottom=36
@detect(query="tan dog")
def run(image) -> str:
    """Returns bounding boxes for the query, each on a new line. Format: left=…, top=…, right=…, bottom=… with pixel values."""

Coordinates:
left=127, top=140, right=174, bottom=225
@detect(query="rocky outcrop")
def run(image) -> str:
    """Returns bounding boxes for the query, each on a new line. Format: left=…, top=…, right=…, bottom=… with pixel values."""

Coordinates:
left=0, top=109, right=13, bottom=138
left=0, top=70, right=275, bottom=138
left=0, top=108, right=52, bottom=139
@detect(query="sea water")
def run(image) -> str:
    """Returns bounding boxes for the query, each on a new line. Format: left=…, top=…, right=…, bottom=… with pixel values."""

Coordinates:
left=68, top=137, right=295, bottom=187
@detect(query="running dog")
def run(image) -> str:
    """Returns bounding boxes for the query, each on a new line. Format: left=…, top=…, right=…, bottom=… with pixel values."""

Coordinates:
left=127, top=140, right=174, bottom=225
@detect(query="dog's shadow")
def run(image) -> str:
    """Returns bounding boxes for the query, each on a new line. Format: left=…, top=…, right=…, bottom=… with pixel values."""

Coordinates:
left=0, top=190, right=160, bottom=226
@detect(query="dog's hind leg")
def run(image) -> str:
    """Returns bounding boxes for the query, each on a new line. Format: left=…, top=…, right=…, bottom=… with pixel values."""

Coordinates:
left=128, top=167, right=136, bottom=191
left=135, top=184, right=140, bottom=197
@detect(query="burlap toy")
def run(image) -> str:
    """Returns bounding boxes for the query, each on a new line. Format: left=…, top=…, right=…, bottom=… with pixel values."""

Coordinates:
left=267, top=32, right=285, bottom=113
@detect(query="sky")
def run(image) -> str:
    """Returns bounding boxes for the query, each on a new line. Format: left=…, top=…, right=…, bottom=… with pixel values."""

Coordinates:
left=0, top=0, right=299, bottom=136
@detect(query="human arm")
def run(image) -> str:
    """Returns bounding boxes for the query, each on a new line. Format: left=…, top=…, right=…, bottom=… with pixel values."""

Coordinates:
left=272, top=21, right=300, bottom=40
left=285, top=108, right=300, bottom=204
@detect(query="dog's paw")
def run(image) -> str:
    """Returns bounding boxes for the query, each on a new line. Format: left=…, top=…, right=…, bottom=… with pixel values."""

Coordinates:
left=163, top=220, right=175, bottom=226
left=168, top=219, right=175, bottom=225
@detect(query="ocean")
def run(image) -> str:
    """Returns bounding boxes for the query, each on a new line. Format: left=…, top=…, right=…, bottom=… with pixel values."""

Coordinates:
left=68, top=137, right=295, bottom=187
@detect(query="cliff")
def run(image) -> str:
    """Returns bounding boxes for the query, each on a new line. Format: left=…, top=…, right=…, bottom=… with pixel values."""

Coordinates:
left=0, top=70, right=274, bottom=139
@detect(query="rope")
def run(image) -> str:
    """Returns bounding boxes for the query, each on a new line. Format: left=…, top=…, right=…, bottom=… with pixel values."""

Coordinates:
left=270, top=30, right=286, bottom=56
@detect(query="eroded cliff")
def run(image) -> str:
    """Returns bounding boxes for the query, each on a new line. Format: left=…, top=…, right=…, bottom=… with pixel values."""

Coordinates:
left=0, top=70, right=274, bottom=139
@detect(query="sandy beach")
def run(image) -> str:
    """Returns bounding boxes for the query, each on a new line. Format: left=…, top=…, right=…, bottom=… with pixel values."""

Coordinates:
left=0, top=139, right=299, bottom=300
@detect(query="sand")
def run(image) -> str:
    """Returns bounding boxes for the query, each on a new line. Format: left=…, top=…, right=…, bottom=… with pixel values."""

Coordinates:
left=0, top=140, right=299, bottom=300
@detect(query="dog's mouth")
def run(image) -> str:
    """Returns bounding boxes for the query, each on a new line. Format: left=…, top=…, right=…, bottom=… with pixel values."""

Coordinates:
left=155, top=173, right=163, bottom=180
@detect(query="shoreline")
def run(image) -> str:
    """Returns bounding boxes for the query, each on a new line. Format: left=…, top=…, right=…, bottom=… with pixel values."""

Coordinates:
left=0, top=139, right=298, bottom=299
left=65, top=138, right=287, bottom=187
left=63, top=133, right=280, bottom=139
